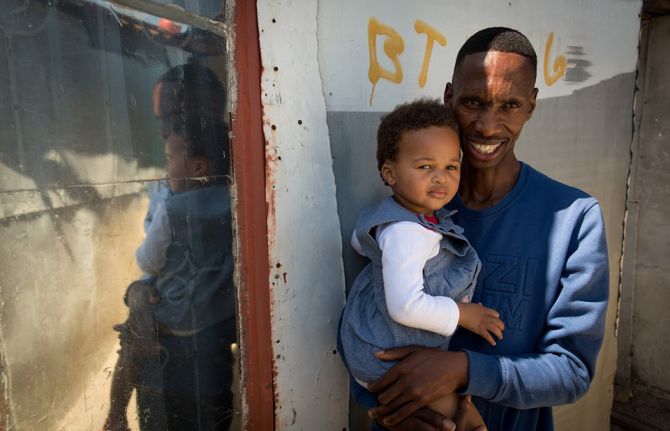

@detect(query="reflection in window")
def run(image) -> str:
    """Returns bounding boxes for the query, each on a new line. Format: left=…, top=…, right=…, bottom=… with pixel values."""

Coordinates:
left=0, top=1, right=238, bottom=429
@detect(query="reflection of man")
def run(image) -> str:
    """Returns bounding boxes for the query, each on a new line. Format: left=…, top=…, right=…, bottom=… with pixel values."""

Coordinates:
left=151, top=116, right=234, bottom=431
left=149, top=63, right=235, bottom=431
left=152, top=62, right=226, bottom=139
left=351, top=27, right=609, bottom=431
left=104, top=62, right=234, bottom=431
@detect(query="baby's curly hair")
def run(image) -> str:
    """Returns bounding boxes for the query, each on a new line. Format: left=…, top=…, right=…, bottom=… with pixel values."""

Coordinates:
left=377, top=98, right=459, bottom=182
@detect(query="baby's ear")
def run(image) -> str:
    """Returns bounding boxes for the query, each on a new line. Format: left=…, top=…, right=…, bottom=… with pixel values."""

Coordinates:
left=193, top=158, right=210, bottom=177
left=380, top=162, right=396, bottom=186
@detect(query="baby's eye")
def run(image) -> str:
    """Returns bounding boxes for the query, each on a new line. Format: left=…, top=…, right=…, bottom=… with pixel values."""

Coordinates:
left=418, top=165, right=432, bottom=170
left=446, top=165, right=458, bottom=171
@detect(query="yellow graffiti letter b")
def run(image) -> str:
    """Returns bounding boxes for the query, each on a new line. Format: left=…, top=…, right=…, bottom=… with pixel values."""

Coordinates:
left=368, top=17, right=405, bottom=105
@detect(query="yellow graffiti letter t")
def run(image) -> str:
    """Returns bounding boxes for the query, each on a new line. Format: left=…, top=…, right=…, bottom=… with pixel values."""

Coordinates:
left=414, top=20, right=446, bottom=88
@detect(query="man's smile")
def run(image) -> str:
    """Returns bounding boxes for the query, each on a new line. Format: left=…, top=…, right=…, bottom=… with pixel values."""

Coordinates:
left=465, top=136, right=506, bottom=158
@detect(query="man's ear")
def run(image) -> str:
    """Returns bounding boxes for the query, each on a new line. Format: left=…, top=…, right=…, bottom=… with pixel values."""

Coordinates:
left=381, top=162, right=396, bottom=186
left=444, top=82, right=454, bottom=106
left=528, top=87, right=539, bottom=117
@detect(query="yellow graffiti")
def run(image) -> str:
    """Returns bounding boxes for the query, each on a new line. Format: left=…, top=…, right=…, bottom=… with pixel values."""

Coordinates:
left=414, top=20, right=446, bottom=88
left=544, top=32, right=566, bottom=86
left=368, top=17, right=405, bottom=106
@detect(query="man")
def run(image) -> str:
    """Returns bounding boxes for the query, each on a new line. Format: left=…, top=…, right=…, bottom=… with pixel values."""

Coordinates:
left=354, top=27, right=609, bottom=431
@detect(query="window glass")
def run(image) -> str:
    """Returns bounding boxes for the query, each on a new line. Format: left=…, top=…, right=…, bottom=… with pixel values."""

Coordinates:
left=0, top=1, right=239, bottom=429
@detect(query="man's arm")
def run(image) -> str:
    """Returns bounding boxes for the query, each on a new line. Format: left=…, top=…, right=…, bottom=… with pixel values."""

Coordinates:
left=342, top=333, right=456, bottom=431
left=464, top=203, right=609, bottom=408
left=370, top=203, right=609, bottom=423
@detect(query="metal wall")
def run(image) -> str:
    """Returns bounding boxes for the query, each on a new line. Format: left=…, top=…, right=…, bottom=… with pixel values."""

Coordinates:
left=617, top=10, right=670, bottom=404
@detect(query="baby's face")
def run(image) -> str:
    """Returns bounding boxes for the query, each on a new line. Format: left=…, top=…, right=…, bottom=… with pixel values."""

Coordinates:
left=164, top=134, right=198, bottom=192
left=381, top=126, right=461, bottom=216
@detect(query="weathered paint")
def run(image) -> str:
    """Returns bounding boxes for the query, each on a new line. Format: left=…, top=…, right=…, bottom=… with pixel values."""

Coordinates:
left=256, top=1, right=349, bottom=429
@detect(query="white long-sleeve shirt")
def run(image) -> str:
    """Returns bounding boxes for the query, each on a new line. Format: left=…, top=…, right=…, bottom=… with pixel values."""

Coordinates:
left=351, top=221, right=460, bottom=337
left=136, top=202, right=171, bottom=275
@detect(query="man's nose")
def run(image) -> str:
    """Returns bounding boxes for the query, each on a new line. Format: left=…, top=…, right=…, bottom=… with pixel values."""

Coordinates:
left=474, top=107, right=501, bottom=137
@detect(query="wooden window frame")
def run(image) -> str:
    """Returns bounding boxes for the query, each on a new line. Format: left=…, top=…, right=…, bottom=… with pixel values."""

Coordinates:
left=232, top=1, right=274, bottom=429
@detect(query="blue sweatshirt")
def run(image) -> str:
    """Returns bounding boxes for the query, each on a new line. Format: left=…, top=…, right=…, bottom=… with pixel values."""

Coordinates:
left=347, top=162, right=609, bottom=431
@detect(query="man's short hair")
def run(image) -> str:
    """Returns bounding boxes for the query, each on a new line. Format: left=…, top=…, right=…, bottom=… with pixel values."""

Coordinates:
left=156, top=62, right=226, bottom=133
left=455, top=27, right=537, bottom=81
left=178, top=117, right=230, bottom=178
left=377, top=98, right=459, bottom=175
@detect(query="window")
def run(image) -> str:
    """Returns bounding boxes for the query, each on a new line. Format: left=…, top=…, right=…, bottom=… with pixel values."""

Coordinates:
left=0, top=1, right=269, bottom=429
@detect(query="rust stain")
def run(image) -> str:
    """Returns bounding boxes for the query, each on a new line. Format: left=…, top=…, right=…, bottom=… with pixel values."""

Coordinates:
left=263, top=111, right=279, bottom=256
left=259, top=44, right=282, bottom=431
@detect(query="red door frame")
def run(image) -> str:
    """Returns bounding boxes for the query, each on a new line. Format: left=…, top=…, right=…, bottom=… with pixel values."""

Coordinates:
left=232, top=1, right=275, bottom=429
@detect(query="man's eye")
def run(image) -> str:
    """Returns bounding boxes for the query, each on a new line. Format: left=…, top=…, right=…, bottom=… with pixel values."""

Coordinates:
left=463, top=99, right=480, bottom=108
left=504, top=101, right=521, bottom=109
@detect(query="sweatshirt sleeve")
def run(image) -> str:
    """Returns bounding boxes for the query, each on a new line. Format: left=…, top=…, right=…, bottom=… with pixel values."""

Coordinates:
left=136, top=203, right=171, bottom=275
left=463, top=203, right=609, bottom=408
left=378, top=222, right=461, bottom=337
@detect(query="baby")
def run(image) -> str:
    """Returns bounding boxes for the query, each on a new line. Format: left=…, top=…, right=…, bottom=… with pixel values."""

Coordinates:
left=339, top=99, right=505, bottom=427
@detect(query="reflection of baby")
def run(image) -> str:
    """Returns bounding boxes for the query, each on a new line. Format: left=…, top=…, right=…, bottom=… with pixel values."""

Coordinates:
left=103, top=118, right=232, bottom=431
left=147, top=118, right=235, bottom=431
left=338, top=99, right=504, bottom=427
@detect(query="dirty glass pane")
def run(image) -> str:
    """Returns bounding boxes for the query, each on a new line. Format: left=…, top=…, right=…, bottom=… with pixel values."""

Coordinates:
left=0, top=0, right=239, bottom=429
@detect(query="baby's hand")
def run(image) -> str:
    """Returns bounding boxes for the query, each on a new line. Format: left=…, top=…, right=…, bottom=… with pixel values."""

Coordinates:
left=457, top=302, right=505, bottom=346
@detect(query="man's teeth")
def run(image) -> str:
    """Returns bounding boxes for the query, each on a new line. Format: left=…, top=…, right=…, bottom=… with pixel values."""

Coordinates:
left=471, top=142, right=502, bottom=154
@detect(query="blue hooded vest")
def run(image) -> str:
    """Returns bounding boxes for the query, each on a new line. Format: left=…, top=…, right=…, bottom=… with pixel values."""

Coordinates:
left=153, top=184, right=235, bottom=331
left=339, top=196, right=481, bottom=383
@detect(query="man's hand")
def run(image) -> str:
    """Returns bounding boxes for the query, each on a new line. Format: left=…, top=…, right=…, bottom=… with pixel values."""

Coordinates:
left=379, top=407, right=455, bottom=431
left=454, top=395, right=487, bottom=431
left=367, top=346, right=469, bottom=427
left=457, top=303, right=504, bottom=346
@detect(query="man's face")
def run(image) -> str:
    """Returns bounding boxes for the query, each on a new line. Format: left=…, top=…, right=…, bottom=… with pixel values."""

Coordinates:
left=153, top=81, right=181, bottom=140
left=164, top=133, right=199, bottom=192
left=444, top=51, right=538, bottom=171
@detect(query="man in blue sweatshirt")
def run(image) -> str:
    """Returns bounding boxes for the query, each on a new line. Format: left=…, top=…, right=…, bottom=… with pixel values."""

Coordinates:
left=353, top=27, right=609, bottom=431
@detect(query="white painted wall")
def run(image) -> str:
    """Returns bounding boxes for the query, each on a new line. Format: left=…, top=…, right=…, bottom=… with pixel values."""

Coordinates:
left=256, top=1, right=349, bottom=429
